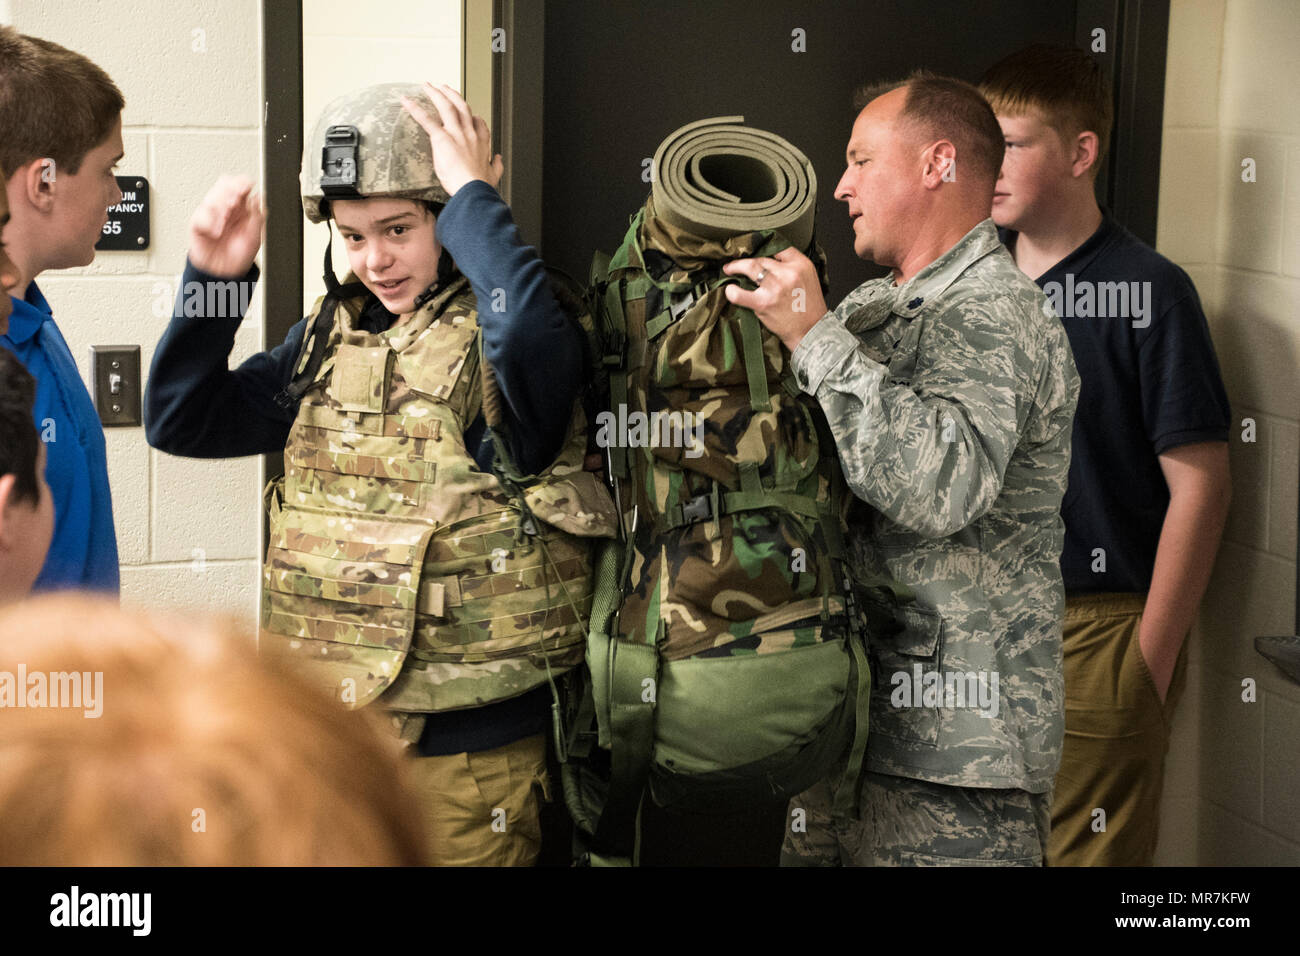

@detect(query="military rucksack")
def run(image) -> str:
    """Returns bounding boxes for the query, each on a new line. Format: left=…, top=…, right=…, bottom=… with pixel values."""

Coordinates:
left=560, top=119, right=907, bottom=865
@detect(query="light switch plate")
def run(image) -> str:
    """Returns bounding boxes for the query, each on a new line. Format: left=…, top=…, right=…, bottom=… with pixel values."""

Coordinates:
left=91, top=345, right=141, bottom=427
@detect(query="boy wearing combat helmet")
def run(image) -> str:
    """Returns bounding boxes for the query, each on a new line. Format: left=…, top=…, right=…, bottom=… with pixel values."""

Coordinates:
left=144, top=82, right=615, bottom=865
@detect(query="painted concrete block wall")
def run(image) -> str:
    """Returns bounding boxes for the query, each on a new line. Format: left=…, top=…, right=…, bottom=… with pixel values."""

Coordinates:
left=1158, top=0, right=1300, bottom=865
left=301, top=0, right=462, bottom=317
left=4, top=0, right=267, bottom=624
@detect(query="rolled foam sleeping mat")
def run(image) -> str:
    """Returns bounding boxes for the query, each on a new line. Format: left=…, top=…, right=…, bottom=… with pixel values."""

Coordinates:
left=650, top=115, right=819, bottom=251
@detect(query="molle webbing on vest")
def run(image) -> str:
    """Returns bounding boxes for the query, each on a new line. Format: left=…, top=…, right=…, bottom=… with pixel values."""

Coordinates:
left=260, top=276, right=616, bottom=713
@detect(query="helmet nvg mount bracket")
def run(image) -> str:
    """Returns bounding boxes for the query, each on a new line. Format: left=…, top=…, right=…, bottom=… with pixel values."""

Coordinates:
left=320, top=125, right=362, bottom=199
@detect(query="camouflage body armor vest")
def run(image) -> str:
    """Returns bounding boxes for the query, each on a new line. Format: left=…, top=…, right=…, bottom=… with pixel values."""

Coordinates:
left=261, top=274, right=617, bottom=715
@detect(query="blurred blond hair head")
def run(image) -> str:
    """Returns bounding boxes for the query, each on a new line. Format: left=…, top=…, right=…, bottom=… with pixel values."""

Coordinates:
left=0, top=594, right=429, bottom=865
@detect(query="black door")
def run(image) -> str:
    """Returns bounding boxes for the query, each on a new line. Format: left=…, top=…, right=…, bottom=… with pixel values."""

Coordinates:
left=522, top=0, right=1166, bottom=303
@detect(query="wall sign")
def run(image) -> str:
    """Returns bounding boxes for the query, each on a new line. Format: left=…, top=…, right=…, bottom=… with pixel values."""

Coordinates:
left=96, top=176, right=150, bottom=250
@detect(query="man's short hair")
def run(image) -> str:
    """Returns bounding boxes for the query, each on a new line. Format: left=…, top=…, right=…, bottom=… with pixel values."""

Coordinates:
left=0, top=350, right=40, bottom=507
left=979, top=44, right=1113, bottom=176
left=853, top=70, right=1006, bottom=188
left=0, top=25, right=124, bottom=178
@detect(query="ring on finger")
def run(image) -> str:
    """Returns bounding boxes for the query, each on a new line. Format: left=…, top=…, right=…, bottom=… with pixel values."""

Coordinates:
left=755, top=267, right=768, bottom=283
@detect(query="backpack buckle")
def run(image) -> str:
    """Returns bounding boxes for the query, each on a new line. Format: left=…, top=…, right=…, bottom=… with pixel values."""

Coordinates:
left=678, top=492, right=713, bottom=525
left=602, top=329, right=626, bottom=367
left=668, top=289, right=695, bottom=323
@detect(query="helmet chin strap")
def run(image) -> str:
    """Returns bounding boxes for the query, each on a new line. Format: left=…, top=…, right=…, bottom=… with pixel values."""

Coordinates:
left=323, top=221, right=343, bottom=295
left=411, top=283, right=438, bottom=312
left=411, top=250, right=456, bottom=312
left=273, top=224, right=366, bottom=411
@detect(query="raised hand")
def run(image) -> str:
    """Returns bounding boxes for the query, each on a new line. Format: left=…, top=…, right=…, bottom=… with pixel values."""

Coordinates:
left=189, top=175, right=265, bottom=279
left=400, top=83, right=504, bottom=197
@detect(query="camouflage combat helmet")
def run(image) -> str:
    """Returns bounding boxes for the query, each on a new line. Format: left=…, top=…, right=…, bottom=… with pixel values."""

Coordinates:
left=301, top=82, right=450, bottom=224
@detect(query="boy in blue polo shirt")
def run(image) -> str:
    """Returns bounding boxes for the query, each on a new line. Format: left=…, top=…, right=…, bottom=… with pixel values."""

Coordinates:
left=2, top=185, right=55, bottom=606
left=981, top=45, right=1232, bottom=865
left=1, top=26, right=123, bottom=593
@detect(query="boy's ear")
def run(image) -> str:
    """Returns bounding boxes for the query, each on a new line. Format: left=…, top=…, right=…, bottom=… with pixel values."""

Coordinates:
left=16, top=157, right=58, bottom=213
left=1071, top=130, right=1101, bottom=179
left=0, top=474, right=15, bottom=551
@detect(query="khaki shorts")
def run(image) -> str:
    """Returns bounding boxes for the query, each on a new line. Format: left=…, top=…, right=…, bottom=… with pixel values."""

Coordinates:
left=405, top=733, right=551, bottom=867
left=1047, top=592, right=1188, bottom=866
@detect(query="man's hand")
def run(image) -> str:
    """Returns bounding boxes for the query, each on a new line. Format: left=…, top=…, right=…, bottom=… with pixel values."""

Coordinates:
left=401, top=82, right=503, bottom=197
left=188, top=176, right=264, bottom=279
left=722, top=247, right=828, bottom=353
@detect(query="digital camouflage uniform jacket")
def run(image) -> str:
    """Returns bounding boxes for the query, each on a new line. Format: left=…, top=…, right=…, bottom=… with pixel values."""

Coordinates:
left=790, top=219, right=1080, bottom=792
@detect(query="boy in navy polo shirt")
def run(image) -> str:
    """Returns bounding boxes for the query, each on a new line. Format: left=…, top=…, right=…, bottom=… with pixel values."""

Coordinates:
left=1, top=26, right=123, bottom=593
left=981, top=45, right=1231, bottom=865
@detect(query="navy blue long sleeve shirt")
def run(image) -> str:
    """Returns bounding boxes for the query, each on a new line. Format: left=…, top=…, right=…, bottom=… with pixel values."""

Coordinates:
left=144, top=179, right=582, bottom=755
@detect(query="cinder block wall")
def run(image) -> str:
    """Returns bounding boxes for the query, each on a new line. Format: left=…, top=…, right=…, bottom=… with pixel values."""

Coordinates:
left=1157, top=0, right=1300, bottom=865
left=4, top=0, right=266, bottom=623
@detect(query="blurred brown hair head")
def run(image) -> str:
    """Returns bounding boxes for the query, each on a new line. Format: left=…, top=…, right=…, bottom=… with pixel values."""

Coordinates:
left=979, top=44, right=1113, bottom=178
left=0, top=594, right=429, bottom=865
left=0, top=25, right=125, bottom=178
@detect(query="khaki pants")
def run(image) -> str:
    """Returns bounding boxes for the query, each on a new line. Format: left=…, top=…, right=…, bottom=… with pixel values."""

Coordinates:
left=405, top=733, right=550, bottom=866
left=1047, top=592, right=1188, bottom=866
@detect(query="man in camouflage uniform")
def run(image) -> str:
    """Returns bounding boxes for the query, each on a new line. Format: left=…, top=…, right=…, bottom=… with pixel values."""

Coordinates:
left=726, top=72, right=1079, bottom=865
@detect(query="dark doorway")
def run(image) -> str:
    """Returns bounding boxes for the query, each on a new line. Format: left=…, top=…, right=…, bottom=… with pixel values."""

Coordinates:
left=512, top=0, right=1167, bottom=305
